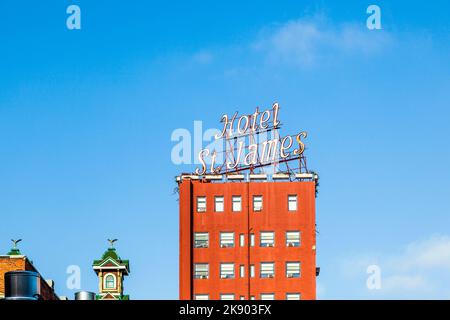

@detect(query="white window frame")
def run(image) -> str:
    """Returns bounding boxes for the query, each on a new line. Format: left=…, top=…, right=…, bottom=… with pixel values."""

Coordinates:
left=220, top=294, right=235, bottom=300
left=286, top=231, right=300, bottom=247
left=197, top=196, right=206, bottom=212
left=250, top=233, right=255, bottom=247
left=215, top=196, right=224, bottom=212
left=286, top=262, right=301, bottom=278
left=250, top=265, right=255, bottom=278
left=260, top=231, right=275, bottom=247
left=288, top=195, right=298, bottom=211
left=253, top=195, right=263, bottom=211
left=260, top=293, right=275, bottom=300
left=239, top=234, right=245, bottom=247
left=286, top=293, right=301, bottom=300
left=194, top=263, right=209, bottom=279
left=194, top=232, right=209, bottom=248
left=232, top=196, right=242, bottom=212
left=220, top=263, right=235, bottom=279
left=194, top=294, right=209, bottom=300
left=260, top=262, right=275, bottom=278
left=220, top=232, right=234, bottom=248
left=240, top=265, right=245, bottom=278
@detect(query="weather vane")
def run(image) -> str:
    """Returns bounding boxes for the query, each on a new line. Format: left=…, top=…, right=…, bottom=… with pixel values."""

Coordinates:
left=107, top=238, right=118, bottom=248
left=11, top=239, right=22, bottom=249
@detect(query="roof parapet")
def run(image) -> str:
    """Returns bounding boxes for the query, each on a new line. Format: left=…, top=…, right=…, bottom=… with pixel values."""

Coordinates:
left=227, top=174, right=245, bottom=180
left=249, top=173, right=268, bottom=180
left=176, top=172, right=318, bottom=183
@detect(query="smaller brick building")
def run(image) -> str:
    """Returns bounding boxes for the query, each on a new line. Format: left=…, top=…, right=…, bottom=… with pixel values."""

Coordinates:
left=0, top=245, right=59, bottom=300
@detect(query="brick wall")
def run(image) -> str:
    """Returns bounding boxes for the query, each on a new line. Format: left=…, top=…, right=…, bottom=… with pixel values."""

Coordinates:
left=0, top=255, right=59, bottom=300
left=0, top=256, right=26, bottom=297
left=179, top=179, right=317, bottom=300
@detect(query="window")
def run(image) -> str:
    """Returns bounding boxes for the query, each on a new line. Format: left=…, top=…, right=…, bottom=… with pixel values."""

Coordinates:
left=194, top=263, right=209, bottom=279
left=240, top=296, right=245, bottom=300
left=220, top=232, right=234, bottom=248
left=250, top=296, right=255, bottom=300
left=250, top=233, right=255, bottom=247
left=260, top=293, right=275, bottom=300
left=232, top=196, right=242, bottom=212
left=286, top=231, right=300, bottom=247
left=194, top=232, right=209, bottom=248
left=105, top=274, right=115, bottom=289
left=253, top=195, right=263, bottom=211
left=286, top=262, right=301, bottom=278
left=239, top=234, right=245, bottom=247
left=288, top=195, right=297, bottom=211
left=194, top=294, right=209, bottom=300
left=197, top=196, right=206, bottom=212
left=215, top=196, right=224, bottom=212
left=220, top=294, right=235, bottom=300
left=220, top=263, right=235, bottom=279
left=240, top=265, right=245, bottom=278
left=250, top=265, right=255, bottom=278
left=286, top=293, right=301, bottom=300
left=260, top=231, right=275, bottom=247
left=260, top=262, right=275, bottom=278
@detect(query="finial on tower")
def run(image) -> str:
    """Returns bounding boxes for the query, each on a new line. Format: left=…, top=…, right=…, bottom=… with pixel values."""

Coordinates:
left=8, top=239, right=22, bottom=255
left=107, top=239, right=118, bottom=249
left=11, top=239, right=22, bottom=249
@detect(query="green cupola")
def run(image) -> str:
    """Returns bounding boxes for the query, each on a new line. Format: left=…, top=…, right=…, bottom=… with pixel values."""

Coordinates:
left=92, top=239, right=130, bottom=300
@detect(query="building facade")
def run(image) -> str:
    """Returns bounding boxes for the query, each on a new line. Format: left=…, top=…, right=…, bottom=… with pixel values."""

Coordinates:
left=92, top=244, right=130, bottom=300
left=0, top=244, right=59, bottom=300
left=1, top=240, right=130, bottom=300
left=178, top=173, right=318, bottom=300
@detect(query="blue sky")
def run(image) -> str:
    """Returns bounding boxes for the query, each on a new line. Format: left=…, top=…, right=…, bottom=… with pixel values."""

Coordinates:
left=0, top=0, right=449, bottom=299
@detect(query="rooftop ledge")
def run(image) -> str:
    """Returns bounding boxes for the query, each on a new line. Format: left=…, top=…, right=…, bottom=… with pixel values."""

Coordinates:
left=176, top=172, right=318, bottom=183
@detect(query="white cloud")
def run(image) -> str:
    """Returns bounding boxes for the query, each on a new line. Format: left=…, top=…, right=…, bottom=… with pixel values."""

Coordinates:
left=185, top=14, right=394, bottom=72
left=192, top=51, right=214, bottom=64
left=382, top=275, right=431, bottom=293
left=253, top=15, right=392, bottom=67
left=398, top=235, right=450, bottom=270
left=339, top=234, right=450, bottom=298
left=339, top=255, right=380, bottom=279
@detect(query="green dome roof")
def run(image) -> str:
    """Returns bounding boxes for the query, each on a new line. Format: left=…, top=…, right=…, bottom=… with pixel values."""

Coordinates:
left=7, top=248, right=21, bottom=256
left=93, top=247, right=130, bottom=272
left=101, top=248, right=120, bottom=260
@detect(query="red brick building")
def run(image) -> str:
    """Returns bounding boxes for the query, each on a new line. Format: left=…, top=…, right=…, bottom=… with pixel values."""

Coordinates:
left=178, top=173, right=318, bottom=300
left=0, top=245, right=59, bottom=300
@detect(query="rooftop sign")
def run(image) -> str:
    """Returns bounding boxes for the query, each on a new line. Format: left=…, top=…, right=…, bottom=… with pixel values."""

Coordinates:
left=195, top=103, right=308, bottom=175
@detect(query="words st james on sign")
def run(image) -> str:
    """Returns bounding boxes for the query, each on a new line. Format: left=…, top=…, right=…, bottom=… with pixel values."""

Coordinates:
left=195, top=103, right=308, bottom=175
